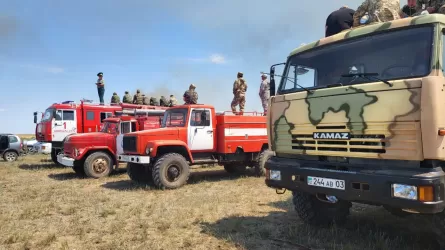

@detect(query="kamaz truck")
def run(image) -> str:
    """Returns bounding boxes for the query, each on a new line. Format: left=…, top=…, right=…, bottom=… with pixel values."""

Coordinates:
left=264, top=14, right=445, bottom=246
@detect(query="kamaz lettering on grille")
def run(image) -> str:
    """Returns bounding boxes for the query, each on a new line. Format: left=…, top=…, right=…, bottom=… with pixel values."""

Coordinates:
left=312, top=132, right=351, bottom=140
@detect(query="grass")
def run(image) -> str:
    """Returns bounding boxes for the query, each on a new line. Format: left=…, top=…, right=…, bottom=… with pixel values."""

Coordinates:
left=0, top=154, right=440, bottom=250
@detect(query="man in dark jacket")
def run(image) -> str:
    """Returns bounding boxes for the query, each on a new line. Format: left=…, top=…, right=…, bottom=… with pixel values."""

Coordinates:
left=325, top=6, right=355, bottom=37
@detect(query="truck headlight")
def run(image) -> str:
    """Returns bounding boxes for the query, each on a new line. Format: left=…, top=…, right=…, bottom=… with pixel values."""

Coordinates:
left=145, top=146, right=152, bottom=155
left=392, top=184, right=417, bottom=200
left=73, top=148, right=79, bottom=157
left=270, top=170, right=281, bottom=181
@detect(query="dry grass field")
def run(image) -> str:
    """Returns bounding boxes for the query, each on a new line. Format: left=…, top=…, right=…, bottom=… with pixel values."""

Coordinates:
left=0, top=153, right=440, bottom=250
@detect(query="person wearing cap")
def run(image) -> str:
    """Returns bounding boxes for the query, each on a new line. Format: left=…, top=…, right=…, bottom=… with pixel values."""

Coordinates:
left=183, top=84, right=198, bottom=104
left=110, top=92, right=120, bottom=104
left=168, top=94, right=178, bottom=107
left=133, top=89, right=143, bottom=105
left=122, top=91, right=132, bottom=103
left=96, top=72, right=105, bottom=105
left=259, top=74, right=270, bottom=116
left=231, top=72, right=248, bottom=115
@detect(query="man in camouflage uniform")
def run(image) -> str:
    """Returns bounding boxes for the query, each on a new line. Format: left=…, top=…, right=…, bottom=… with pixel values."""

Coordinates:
left=142, top=94, right=150, bottom=105
left=231, top=72, right=248, bottom=115
left=150, top=97, right=159, bottom=106
left=122, top=91, right=132, bottom=103
left=416, top=0, right=445, bottom=14
left=352, top=0, right=401, bottom=27
left=183, top=84, right=198, bottom=104
left=110, top=92, right=120, bottom=104
left=133, top=89, right=143, bottom=105
left=168, top=94, right=178, bottom=107
left=258, top=74, right=270, bottom=116
left=96, top=72, right=105, bottom=105
left=159, top=96, right=168, bottom=107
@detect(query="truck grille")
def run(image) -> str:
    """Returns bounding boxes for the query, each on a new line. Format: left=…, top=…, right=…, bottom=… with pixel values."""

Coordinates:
left=292, top=134, right=386, bottom=154
left=123, top=136, right=137, bottom=152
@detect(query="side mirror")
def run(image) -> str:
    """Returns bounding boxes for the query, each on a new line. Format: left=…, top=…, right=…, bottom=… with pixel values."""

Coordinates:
left=33, top=112, right=37, bottom=124
left=270, top=66, right=276, bottom=97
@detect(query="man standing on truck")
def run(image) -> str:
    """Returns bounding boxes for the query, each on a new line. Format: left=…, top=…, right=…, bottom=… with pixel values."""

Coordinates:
left=416, top=0, right=445, bottom=14
left=231, top=72, right=247, bottom=115
left=353, top=0, right=401, bottom=27
left=168, top=94, right=177, bottom=107
left=259, top=74, right=270, bottom=116
left=183, top=84, right=198, bottom=104
left=133, top=89, right=143, bottom=105
left=122, top=91, right=132, bottom=103
left=96, top=72, right=105, bottom=105
left=325, top=6, right=355, bottom=37
left=110, top=92, right=120, bottom=104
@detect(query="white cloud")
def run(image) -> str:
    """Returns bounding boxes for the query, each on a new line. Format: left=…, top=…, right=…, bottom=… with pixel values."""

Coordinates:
left=182, top=53, right=227, bottom=64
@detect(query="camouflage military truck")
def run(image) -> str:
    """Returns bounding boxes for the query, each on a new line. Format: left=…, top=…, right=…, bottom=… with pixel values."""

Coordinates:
left=264, top=14, right=445, bottom=245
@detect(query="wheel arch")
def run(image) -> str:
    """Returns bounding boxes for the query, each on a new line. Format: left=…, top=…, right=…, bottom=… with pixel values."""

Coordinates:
left=156, top=145, right=191, bottom=162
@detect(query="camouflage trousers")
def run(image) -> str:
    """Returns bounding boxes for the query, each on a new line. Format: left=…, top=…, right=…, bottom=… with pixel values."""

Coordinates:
left=260, top=97, right=269, bottom=115
left=231, top=94, right=246, bottom=114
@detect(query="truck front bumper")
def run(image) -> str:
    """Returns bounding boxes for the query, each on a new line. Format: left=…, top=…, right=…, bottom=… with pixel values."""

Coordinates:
left=57, top=154, right=74, bottom=167
left=265, top=157, right=445, bottom=214
left=117, top=154, right=150, bottom=164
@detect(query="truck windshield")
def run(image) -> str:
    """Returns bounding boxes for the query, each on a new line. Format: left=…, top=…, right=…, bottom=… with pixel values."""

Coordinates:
left=41, top=108, right=54, bottom=122
left=162, top=108, right=187, bottom=128
left=100, top=122, right=118, bottom=134
left=278, top=25, right=433, bottom=94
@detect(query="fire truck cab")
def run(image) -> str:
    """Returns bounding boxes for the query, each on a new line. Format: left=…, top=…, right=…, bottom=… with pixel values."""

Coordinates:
left=34, top=100, right=166, bottom=166
left=117, top=104, right=271, bottom=190
left=57, top=108, right=166, bottom=178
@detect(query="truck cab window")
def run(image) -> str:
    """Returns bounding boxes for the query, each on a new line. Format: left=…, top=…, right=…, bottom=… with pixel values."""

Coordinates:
left=190, top=109, right=210, bottom=126
left=63, top=110, right=74, bottom=120
left=131, top=122, right=137, bottom=132
left=55, top=110, right=63, bottom=121
left=100, top=112, right=112, bottom=123
left=281, top=65, right=316, bottom=91
left=120, top=122, right=131, bottom=134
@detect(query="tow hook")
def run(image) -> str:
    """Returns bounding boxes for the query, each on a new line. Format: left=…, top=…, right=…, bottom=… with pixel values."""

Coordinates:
left=276, top=188, right=286, bottom=194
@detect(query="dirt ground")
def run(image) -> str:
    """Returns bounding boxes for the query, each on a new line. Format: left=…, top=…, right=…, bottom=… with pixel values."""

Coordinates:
left=0, top=154, right=440, bottom=250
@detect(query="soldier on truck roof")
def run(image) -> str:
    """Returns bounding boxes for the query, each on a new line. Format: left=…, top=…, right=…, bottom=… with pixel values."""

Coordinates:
left=96, top=72, right=105, bottom=105
left=122, top=91, right=132, bottom=103
left=111, top=92, right=120, bottom=104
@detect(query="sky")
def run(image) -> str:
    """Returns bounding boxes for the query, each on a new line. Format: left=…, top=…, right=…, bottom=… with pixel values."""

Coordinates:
left=0, top=0, right=405, bottom=133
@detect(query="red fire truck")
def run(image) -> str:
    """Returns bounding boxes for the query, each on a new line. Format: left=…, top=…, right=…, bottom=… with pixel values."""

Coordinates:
left=34, top=100, right=166, bottom=165
left=57, top=108, right=167, bottom=178
left=118, top=104, right=270, bottom=190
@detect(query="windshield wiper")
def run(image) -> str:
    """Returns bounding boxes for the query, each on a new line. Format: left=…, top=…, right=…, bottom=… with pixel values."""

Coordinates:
left=341, top=73, right=393, bottom=87
left=260, top=72, right=314, bottom=93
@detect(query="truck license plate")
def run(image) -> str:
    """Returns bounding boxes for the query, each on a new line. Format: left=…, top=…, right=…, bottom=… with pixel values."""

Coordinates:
left=307, top=176, right=345, bottom=190
left=121, top=155, right=129, bottom=161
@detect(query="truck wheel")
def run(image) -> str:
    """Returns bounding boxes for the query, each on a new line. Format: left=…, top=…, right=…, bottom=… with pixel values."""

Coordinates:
left=292, top=191, right=351, bottom=226
left=432, top=212, right=445, bottom=248
left=223, top=164, right=247, bottom=174
left=72, top=161, right=86, bottom=177
left=51, top=148, right=62, bottom=166
left=127, top=163, right=153, bottom=185
left=83, top=152, right=113, bottom=178
left=152, top=153, right=190, bottom=190
left=3, top=151, right=18, bottom=162
left=254, top=149, right=273, bottom=177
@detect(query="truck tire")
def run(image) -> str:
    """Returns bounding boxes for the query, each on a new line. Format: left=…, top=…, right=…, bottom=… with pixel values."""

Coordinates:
left=152, top=153, right=190, bottom=190
left=3, top=151, right=18, bottom=162
left=51, top=148, right=63, bottom=166
left=127, top=163, right=153, bottom=185
left=223, top=164, right=247, bottom=174
left=254, top=149, right=273, bottom=177
left=83, top=152, right=113, bottom=178
left=292, top=191, right=351, bottom=226
left=432, top=212, right=445, bottom=248
left=72, top=162, right=86, bottom=177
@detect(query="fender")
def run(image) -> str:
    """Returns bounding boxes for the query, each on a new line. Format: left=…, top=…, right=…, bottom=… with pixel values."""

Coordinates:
left=146, top=140, right=194, bottom=163
left=76, top=145, right=116, bottom=162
